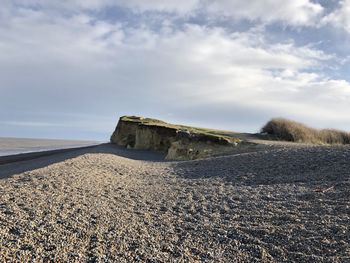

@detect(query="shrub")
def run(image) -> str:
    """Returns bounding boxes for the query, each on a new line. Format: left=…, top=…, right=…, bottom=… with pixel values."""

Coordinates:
left=261, top=118, right=350, bottom=145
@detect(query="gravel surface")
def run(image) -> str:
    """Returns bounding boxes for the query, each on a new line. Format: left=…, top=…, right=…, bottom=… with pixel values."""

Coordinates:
left=0, top=144, right=349, bottom=262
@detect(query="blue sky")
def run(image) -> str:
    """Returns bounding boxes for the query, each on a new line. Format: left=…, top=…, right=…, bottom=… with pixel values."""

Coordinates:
left=1, top=0, right=350, bottom=141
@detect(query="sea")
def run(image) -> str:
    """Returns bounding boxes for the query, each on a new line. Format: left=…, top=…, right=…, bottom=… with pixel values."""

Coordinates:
left=0, top=137, right=100, bottom=157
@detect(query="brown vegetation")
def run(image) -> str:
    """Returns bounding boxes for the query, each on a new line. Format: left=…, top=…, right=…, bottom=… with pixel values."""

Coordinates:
left=261, top=118, right=350, bottom=144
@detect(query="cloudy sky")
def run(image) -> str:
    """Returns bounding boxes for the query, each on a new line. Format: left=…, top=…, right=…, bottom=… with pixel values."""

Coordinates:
left=1, top=0, right=350, bottom=141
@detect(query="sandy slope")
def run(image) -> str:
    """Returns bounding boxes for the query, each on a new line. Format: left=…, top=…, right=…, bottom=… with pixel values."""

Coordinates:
left=0, top=144, right=349, bottom=262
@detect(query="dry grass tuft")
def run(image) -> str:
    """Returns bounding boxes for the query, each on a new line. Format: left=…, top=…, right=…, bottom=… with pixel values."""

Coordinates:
left=261, top=118, right=350, bottom=145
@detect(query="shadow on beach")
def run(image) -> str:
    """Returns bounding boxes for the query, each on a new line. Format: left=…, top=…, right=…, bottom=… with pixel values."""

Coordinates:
left=0, top=143, right=166, bottom=179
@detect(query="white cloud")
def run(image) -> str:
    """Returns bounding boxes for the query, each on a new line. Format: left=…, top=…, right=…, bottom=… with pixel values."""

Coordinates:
left=4, top=0, right=200, bottom=14
left=2, top=0, right=111, bottom=11
left=203, top=0, right=324, bottom=26
left=6, top=0, right=324, bottom=26
left=322, top=0, right=350, bottom=32
left=115, top=0, right=200, bottom=14
left=107, top=0, right=324, bottom=26
left=0, top=2, right=350, bottom=138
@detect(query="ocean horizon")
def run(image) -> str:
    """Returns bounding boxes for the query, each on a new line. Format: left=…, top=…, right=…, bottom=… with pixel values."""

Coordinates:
left=0, top=137, right=100, bottom=157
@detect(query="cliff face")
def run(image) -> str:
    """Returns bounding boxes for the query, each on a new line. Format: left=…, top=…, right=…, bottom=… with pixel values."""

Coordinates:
left=110, top=116, right=242, bottom=160
left=110, top=117, right=178, bottom=150
left=134, top=125, right=178, bottom=151
left=110, top=119, right=139, bottom=147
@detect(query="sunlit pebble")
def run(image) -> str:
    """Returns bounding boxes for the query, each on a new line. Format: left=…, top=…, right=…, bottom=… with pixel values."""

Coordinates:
left=0, top=147, right=349, bottom=260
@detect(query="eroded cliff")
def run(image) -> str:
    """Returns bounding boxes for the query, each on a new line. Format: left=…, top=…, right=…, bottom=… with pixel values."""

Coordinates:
left=110, top=116, right=244, bottom=160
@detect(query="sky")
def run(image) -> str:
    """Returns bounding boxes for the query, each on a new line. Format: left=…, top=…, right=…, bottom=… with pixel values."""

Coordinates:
left=1, top=0, right=350, bottom=141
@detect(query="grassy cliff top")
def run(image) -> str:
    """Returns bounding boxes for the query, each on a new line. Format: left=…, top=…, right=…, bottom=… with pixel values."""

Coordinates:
left=120, top=116, right=350, bottom=146
left=120, top=116, right=242, bottom=143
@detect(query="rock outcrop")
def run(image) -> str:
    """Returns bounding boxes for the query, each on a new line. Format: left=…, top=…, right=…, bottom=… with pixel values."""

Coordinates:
left=110, top=116, right=243, bottom=160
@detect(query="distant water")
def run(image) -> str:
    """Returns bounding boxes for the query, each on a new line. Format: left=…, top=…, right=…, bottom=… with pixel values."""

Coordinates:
left=0, top=137, right=100, bottom=157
